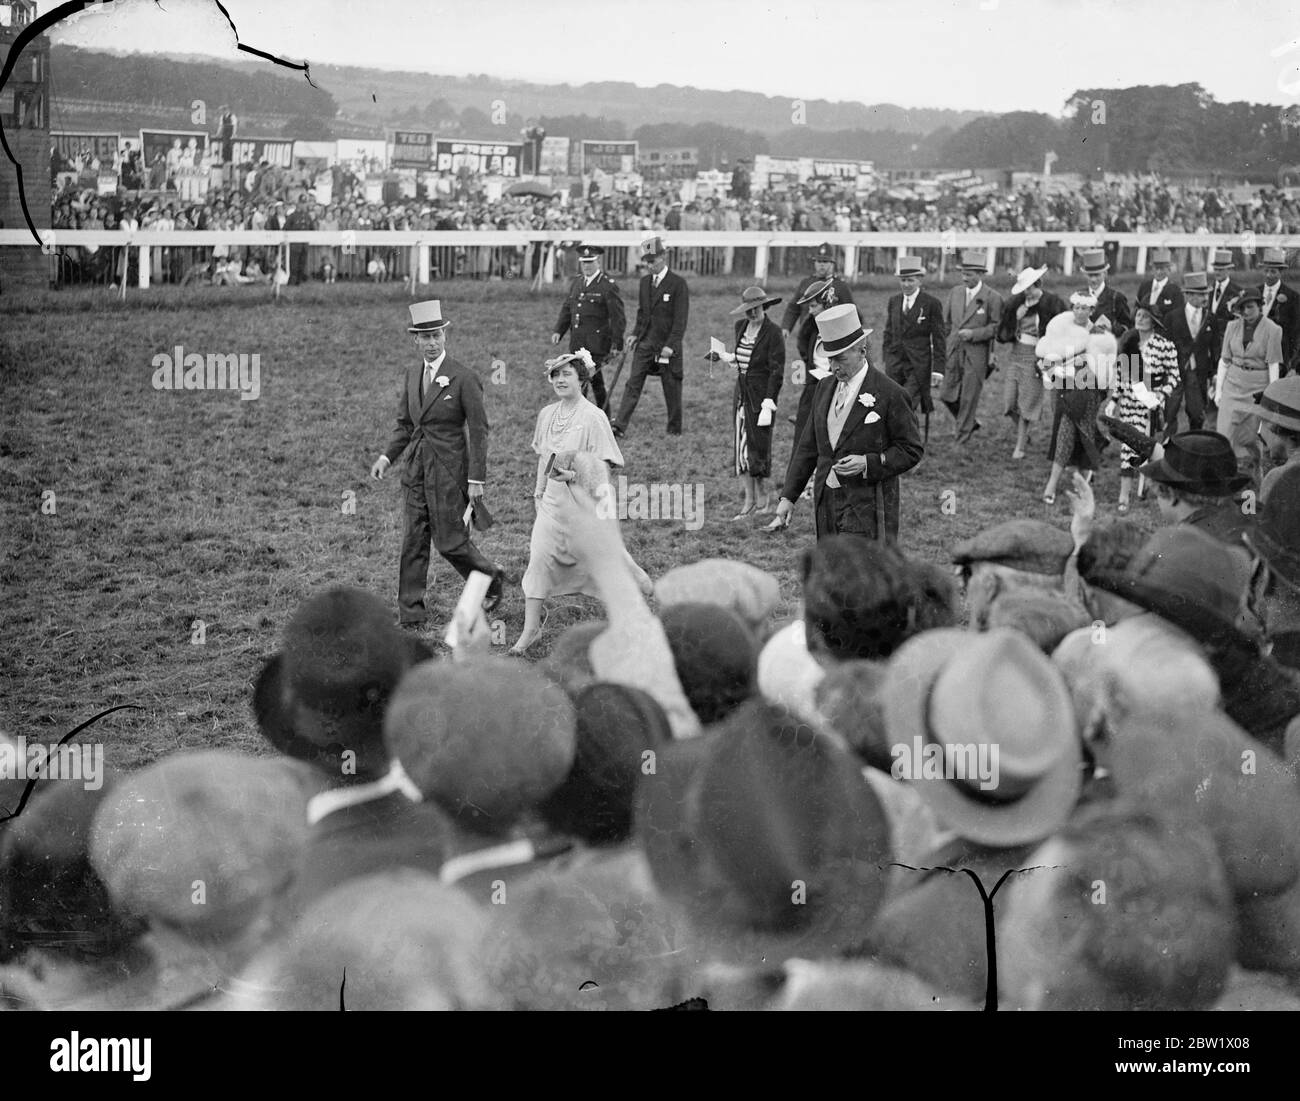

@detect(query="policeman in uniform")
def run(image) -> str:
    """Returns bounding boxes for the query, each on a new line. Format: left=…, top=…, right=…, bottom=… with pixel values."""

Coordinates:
left=552, top=244, right=625, bottom=412
left=780, top=241, right=855, bottom=344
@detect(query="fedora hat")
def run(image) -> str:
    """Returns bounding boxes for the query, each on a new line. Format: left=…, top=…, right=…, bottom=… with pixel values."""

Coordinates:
left=1252, top=376, right=1300, bottom=434
left=815, top=303, right=872, bottom=355
left=1136, top=430, right=1250, bottom=495
left=635, top=699, right=891, bottom=966
left=1212, top=249, right=1235, bottom=269
left=958, top=249, right=987, bottom=271
left=407, top=300, right=450, bottom=332
left=1012, top=265, right=1049, bottom=296
left=1080, top=249, right=1109, bottom=274
left=252, top=587, right=430, bottom=776
left=796, top=277, right=837, bottom=306
left=1245, top=465, right=1300, bottom=594
left=882, top=629, right=1081, bottom=848
left=1183, top=271, right=1210, bottom=293
left=1090, top=526, right=1263, bottom=649
left=896, top=255, right=924, bottom=277
left=729, top=285, right=782, bottom=316
left=1261, top=247, right=1288, bottom=268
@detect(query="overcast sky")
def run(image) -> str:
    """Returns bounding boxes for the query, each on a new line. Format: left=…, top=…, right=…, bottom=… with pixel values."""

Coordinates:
left=37, top=0, right=1300, bottom=116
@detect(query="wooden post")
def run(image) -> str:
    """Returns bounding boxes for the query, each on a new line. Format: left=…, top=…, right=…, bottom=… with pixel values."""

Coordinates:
left=1062, top=247, right=1074, bottom=276
left=754, top=241, right=769, bottom=283
left=419, top=244, right=431, bottom=285
left=1135, top=245, right=1147, bottom=276
left=844, top=245, right=858, bottom=282
left=137, top=243, right=150, bottom=289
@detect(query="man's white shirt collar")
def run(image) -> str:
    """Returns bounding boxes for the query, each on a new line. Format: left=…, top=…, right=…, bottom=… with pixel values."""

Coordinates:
left=836, top=361, right=870, bottom=399
left=423, top=350, right=447, bottom=372
left=306, top=761, right=423, bottom=825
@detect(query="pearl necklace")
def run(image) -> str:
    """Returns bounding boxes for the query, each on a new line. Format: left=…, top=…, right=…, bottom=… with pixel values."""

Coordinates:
left=550, top=400, right=581, bottom=436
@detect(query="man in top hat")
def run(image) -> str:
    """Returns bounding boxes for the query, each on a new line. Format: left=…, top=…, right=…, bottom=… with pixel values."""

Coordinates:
left=1259, top=247, right=1300, bottom=376
left=882, top=255, right=948, bottom=438
left=611, top=235, right=690, bottom=438
left=370, top=301, right=504, bottom=628
left=940, top=249, right=1004, bottom=446
left=1135, top=246, right=1184, bottom=322
left=1207, top=248, right=1243, bottom=375
left=1163, top=270, right=1216, bottom=432
left=780, top=242, right=855, bottom=343
left=1079, top=249, right=1131, bottom=336
left=551, top=244, right=625, bottom=413
left=1137, top=429, right=1253, bottom=546
left=772, top=304, right=923, bottom=541
left=1254, top=376, right=1300, bottom=504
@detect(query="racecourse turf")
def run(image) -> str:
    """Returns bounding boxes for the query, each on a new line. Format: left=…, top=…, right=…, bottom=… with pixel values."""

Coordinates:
left=1, top=273, right=1159, bottom=768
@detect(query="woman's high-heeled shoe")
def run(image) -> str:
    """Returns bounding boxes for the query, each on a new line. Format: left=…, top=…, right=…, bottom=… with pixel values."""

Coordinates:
left=730, top=504, right=756, bottom=521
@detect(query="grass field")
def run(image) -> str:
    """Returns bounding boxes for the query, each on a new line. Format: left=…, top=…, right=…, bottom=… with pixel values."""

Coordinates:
left=1, top=272, right=1162, bottom=769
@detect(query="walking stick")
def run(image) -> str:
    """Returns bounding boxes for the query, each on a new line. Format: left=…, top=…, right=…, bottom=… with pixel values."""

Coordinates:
left=603, top=348, right=628, bottom=408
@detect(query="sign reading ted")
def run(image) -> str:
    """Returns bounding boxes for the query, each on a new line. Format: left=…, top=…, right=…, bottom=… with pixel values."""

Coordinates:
left=392, top=130, right=434, bottom=168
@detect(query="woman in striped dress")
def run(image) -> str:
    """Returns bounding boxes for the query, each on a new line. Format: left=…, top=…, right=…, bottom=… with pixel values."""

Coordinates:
left=1108, top=306, right=1180, bottom=512
left=717, top=287, right=785, bottom=520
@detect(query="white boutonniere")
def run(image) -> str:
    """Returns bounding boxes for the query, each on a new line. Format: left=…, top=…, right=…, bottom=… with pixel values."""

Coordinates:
left=1279, top=294, right=1289, bottom=304
left=917, top=312, right=926, bottom=323
left=863, top=411, right=882, bottom=425
left=858, top=392, right=876, bottom=409
left=436, top=375, right=450, bottom=388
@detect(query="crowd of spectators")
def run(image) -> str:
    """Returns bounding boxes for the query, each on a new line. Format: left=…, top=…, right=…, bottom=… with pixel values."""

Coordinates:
left=44, top=166, right=1300, bottom=288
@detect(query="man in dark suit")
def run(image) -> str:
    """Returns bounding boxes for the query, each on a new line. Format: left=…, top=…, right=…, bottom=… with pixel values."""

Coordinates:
left=882, top=255, right=947, bottom=441
left=780, top=241, right=855, bottom=343
left=940, top=249, right=1004, bottom=446
left=551, top=243, right=625, bottom=412
left=1163, top=271, right=1216, bottom=432
left=370, top=300, right=503, bottom=628
left=1079, top=249, right=1131, bottom=336
left=1260, top=247, right=1300, bottom=375
left=1207, top=249, right=1242, bottom=373
left=1135, top=246, right=1184, bottom=321
left=283, top=196, right=315, bottom=285
left=772, top=304, right=924, bottom=541
left=611, top=236, right=690, bottom=437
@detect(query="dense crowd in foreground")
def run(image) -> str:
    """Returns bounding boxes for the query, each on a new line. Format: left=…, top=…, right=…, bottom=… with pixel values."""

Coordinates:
left=1, top=445, right=1299, bottom=1011
left=44, top=170, right=1300, bottom=288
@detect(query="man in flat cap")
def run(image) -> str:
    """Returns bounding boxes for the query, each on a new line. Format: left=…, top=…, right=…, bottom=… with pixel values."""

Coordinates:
left=1135, top=247, right=1184, bottom=323
left=951, top=519, right=1077, bottom=629
left=780, top=242, right=855, bottom=345
left=940, top=249, right=1004, bottom=446
left=1079, top=249, right=1131, bottom=337
left=1259, top=248, right=1300, bottom=376
left=882, top=255, right=948, bottom=440
left=370, top=300, right=503, bottom=629
left=552, top=244, right=625, bottom=413
left=611, top=236, right=690, bottom=438
left=771, top=304, right=923, bottom=542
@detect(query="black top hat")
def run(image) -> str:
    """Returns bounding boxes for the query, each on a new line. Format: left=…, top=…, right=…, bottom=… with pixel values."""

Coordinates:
left=1136, top=431, right=1250, bottom=495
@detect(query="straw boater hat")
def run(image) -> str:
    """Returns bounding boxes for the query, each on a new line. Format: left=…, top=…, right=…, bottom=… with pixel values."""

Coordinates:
left=407, top=300, right=450, bottom=332
left=730, top=286, right=782, bottom=316
left=882, top=629, right=1081, bottom=847
left=896, top=255, right=924, bottom=277
left=1012, top=266, right=1049, bottom=296
left=814, top=304, right=872, bottom=355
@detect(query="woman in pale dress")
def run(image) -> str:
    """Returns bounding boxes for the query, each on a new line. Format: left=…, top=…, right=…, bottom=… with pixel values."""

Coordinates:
left=511, top=350, right=653, bottom=654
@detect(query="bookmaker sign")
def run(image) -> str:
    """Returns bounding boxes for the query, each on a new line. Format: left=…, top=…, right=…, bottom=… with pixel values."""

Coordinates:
left=393, top=130, right=434, bottom=168
left=434, top=140, right=522, bottom=177
left=582, top=140, right=638, bottom=174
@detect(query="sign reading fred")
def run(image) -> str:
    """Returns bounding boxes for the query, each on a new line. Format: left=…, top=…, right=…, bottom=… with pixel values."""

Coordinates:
left=434, top=140, right=522, bottom=177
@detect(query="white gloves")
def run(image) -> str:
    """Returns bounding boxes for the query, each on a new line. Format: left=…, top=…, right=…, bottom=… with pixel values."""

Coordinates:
left=757, top=398, right=776, bottom=427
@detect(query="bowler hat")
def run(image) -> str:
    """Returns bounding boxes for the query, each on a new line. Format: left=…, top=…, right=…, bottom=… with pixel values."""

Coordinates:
left=882, top=629, right=1081, bottom=847
left=1252, top=376, right=1300, bottom=434
left=407, top=300, right=450, bottom=332
left=896, top=255, right=924, bottom=277
left=729, top=285, right=782, bottom=316
left=252, top=587, right=430, bottom=774
left=1090, top=526, right=1263, bottom=649
left=1136, top=430, right=1250, bottom=495
left=815, top=303, right=872, bottom=355
left=1245, top=465, right=1300, bottom=594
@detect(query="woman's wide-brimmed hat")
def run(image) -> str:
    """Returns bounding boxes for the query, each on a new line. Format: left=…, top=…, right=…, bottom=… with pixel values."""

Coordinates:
left=796, top=277, right=837, bottom=306
left=1012, top=266, right=1049, bottom=296
left=730, top=286, right=782, bottom=316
